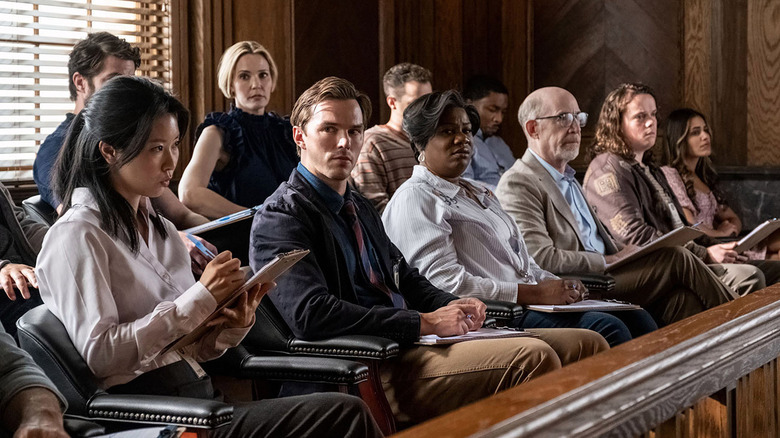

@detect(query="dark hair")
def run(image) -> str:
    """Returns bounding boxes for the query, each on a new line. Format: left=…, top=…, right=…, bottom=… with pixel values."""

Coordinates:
left=591, top=82, right=657, bottom=162
left=290, top=76, right=372, bottom=155
left=54, top=76, right=189, bottom=253
left=68, top=32, right=141, bottom=101
left=462, top=75, right=508, bottom=101
left=664, top=108, right=726, bottom=208
left=382, top=63, right=432, bottom=98
left=402, top=90, right=480, bottom=153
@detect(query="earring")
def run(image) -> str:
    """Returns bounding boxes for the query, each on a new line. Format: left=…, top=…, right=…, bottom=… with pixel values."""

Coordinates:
left=418, top=151, right=426, bottom=163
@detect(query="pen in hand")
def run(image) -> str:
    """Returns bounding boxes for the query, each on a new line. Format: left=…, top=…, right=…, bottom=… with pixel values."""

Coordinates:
left=186, top=233, right=217, bottom=261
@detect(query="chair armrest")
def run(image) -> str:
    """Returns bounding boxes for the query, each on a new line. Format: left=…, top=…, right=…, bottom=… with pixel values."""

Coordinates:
left=87, top=394, right=232, bottom=429
left=204, top=346, right=370, bottom=385
left=558, top=272, right=616, bottom=296
left=481, top=299, right=524, bottom=321
left=287, top=335, right=400, bottom=360
left=63, top=418, right=105, bottom=437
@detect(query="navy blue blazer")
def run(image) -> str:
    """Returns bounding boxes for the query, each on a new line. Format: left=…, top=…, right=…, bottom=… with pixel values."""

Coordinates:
left=249, top=169, right=458, bottom=345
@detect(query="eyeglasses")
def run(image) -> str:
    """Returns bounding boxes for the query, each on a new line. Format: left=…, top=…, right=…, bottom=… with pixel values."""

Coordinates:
left=535, top=112, right=588, bottom=128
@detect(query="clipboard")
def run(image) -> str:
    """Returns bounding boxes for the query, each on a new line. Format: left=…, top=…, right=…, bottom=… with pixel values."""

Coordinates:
left=527, top=299, right=641, bottom=313
left=416, top=328, right=535, bottom=345
left=605, top=226, right=704, bottom=272
left=160, top=249, right=309, bottom=355
left=733, top=218, right=780, bottom=253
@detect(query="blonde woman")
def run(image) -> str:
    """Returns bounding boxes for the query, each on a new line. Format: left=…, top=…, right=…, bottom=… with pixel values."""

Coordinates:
left=180, top=41, right=298, bottom=219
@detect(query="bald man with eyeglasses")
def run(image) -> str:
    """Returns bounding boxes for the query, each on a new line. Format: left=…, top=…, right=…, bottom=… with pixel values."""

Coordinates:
left=494, top=86, right=738, bottom=326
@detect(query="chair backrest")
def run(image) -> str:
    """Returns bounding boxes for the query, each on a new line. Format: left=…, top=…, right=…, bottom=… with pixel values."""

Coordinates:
left=16, top=305, right=103, bottom=417
left=22, top=195, right=58, bottom=226
left=197, top=218, right=253, bottom=265
left=245, top=297, right=296, bottom=353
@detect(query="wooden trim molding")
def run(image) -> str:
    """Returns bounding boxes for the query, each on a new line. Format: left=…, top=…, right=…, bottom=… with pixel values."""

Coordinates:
left=396, top=285, right=780, bottom=437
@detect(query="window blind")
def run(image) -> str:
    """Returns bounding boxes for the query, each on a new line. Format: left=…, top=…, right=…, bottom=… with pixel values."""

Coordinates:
left=0, top=0, right=171, bottom=182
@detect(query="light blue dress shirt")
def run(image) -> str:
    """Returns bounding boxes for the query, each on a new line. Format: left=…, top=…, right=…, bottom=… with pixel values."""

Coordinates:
left=462, top=129, right=516, bottom=189
left=528, top=149, right=606, bottom=254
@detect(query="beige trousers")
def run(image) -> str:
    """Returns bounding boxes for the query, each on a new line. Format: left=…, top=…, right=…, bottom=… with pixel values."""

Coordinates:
left=610, top=246, right=738, bottom=326
left=380, top=328, right=607, bottom=424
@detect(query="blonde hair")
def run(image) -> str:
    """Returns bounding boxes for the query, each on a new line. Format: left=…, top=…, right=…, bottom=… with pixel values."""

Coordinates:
left=217, top=41, right=278, bottom=99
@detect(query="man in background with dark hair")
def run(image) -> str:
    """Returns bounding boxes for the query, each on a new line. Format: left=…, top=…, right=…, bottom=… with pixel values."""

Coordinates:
left=32, top=32, right=215, bottom=272
left=350, top=63, right=432, bottom=212
left=462, top=75, right=516, bottom=189
left=34, top=32, right=140, bottom=209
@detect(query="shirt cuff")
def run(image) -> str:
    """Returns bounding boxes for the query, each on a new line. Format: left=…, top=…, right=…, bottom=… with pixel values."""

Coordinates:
left=496, top=281, right=521, bottom=303
left=174, top=282, right=217, bottom=331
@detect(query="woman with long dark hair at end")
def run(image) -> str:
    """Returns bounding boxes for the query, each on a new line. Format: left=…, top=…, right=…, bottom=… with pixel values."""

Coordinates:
left=662, top=108, right=780, bottom=259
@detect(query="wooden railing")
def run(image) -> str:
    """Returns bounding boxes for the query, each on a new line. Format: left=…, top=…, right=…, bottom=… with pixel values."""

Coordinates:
left=394, top=284, right=780, bottom=437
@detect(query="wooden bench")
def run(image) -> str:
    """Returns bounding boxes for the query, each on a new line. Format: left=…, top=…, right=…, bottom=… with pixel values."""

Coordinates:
left=394, top=284, right=780, bottom=437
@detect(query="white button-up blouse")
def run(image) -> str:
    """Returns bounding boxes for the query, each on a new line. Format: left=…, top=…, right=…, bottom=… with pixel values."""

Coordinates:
left=383, top=166, right=557, bottom=303
left=36, top=188, right=249, bottom=388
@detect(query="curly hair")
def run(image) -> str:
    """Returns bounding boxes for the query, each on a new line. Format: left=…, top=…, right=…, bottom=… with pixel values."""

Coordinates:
left=664, top=108, right=727, bottom=210
left=591, top=83, right=656, bottom=162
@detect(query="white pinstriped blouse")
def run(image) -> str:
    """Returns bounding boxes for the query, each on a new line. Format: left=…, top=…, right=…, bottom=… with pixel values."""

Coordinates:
left=383, top=166, right=557, bottom=303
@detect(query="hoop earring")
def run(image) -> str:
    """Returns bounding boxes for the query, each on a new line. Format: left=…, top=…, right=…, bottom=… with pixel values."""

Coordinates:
left=418, top=151, right=426, bottom=163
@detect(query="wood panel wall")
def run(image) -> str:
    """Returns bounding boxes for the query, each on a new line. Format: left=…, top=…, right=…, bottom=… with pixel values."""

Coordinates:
left=379, top=0, right=532, bottom=157
left=171, top=0, right=780, bottom=170
left=534, top=0, right=682, bottom=167
left=747, top=0, right=780, bottom=166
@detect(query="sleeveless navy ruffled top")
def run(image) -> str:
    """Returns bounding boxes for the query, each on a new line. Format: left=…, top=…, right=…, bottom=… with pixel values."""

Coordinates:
left=195, top=107, right=299, bottom=208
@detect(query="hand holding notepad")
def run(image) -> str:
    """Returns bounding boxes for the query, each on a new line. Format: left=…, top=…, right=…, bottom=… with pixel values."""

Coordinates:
left=161, top=249, right=310, bottom=354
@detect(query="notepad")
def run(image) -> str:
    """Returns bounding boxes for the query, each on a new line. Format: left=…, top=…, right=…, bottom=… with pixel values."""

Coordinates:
left=733, top=218, right=780, bottom=253
left=605, top=226, right=704, bottom=272
left=160, top=249, right=309, bottom=355
left=526, top=299, right=641, bottom=313
left=183, top=206, right=261, bottom=235
left=416, top=328, right=535, bottom=345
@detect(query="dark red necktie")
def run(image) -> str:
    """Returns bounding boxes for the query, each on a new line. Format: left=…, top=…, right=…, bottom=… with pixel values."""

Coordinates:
left=342, top=200, right=406, bottom=308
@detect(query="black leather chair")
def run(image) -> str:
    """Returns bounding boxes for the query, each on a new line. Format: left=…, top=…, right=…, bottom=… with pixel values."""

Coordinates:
left=22, top=195, right=57, bottom=226
left=245, top=298, right=400, bottom=435
left=16, top=306, right=372, bottom=434
left=16, top=306, right=232, bottom=432
left=482, top=299, right=525, bottom=324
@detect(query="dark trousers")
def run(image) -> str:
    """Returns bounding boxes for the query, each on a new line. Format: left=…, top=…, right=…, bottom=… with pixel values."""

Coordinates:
left=0, top=288, right=42, bottom=340
left=516, top=309, right=658, bottom=347
left=111, top=360, right=383, bottom=438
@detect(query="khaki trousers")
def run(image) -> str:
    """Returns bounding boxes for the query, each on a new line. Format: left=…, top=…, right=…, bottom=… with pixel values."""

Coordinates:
left=380, top=328, right=607, bottom=424
left=748, top=259, right=780, bottom=288
left=708, top=263, right=765, bottom=296
left=611, top=247, right=737, bottom=326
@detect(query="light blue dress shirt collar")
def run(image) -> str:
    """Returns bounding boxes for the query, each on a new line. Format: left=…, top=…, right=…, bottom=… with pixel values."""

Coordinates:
left=528, top=149, right=606, bottom=254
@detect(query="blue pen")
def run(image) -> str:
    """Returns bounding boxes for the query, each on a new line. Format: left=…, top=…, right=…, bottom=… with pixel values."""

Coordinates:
left=186, top=233, right=216, bottom=260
